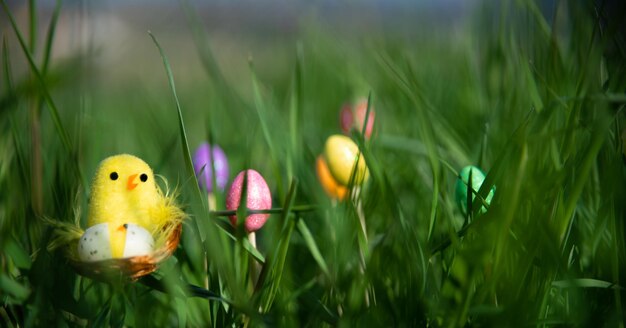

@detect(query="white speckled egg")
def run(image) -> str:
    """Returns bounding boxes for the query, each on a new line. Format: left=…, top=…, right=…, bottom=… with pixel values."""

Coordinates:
left=122, top=223, right=155, bottom=258
left=78, top=223, right=112, bottom=262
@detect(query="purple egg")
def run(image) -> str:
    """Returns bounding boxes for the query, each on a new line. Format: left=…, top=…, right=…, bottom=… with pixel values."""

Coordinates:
left=193, top=143, right=229, bottom=192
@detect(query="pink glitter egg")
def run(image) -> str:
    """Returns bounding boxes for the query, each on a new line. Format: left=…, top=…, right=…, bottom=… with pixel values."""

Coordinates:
left=226, top=170, right=272, bottom=232
left=353, top=99, right=375, bottom=138
left=339, top=99, right=375, bottom=139
left=340, top=102, right=354, bottom=135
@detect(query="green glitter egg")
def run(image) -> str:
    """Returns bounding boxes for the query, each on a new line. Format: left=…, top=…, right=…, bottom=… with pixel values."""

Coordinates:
left=454, top=165, right=495, bottom=216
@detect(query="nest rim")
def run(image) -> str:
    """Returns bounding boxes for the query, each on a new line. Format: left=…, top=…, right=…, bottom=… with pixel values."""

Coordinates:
left=70, top=223, right=182, bottom=281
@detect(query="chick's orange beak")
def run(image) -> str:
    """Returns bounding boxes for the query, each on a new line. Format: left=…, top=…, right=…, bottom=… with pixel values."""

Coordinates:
left=127, top=174, right=138, bottom=190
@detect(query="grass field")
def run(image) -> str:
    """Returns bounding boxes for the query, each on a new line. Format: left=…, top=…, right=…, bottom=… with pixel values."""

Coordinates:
left=2, top=0, right=626, bottom=326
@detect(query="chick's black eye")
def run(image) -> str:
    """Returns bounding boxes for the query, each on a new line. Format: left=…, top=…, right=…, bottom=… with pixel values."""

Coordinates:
left=110, top=172, right=118, bottom=180
left=140, top=173, right=148, bottom=182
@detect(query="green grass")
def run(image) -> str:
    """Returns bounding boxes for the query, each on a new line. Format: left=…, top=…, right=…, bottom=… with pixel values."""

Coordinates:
left=2, top=0, right=626, bottom=326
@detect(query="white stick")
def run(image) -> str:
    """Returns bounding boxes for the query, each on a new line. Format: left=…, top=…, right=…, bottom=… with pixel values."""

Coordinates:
left=248, top=231, right=257, bottom=249
left=248, top=232, right=261, bottom=286
left=207, top=193, right=217, bottom=210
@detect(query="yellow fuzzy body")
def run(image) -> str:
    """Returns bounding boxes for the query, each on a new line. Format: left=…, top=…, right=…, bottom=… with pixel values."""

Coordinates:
left=87, top=154, right=183, bottom=258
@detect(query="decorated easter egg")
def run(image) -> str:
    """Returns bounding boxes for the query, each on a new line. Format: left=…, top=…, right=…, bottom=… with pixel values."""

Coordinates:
left=454, top=165, right=495, bottom=216
left=77, top=223, right=155, bottom=262
left=340, top=103, right=355, bottom=134
left=316, top=155, right=348, bottom=200
left=193, top=143, right=229, bottom=192
left=323, top=135, right=369, bottom=186
left=122, top=223, right=155, bottom=258
left=340, top=99, right=375, bottom=139
left=78, top=223, right=112, bottom=262
left=226, top=170, right=272, bottom=232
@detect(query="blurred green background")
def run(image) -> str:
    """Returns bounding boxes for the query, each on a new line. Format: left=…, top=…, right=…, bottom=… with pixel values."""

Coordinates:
left=1, top=0, right=626, bottom=326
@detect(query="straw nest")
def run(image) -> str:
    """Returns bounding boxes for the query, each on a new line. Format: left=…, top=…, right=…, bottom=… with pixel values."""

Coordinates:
left=46, top=192, right=185, bottom=281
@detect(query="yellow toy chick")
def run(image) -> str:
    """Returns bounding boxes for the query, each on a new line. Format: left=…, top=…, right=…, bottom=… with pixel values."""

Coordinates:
left=77, top=154, right=184, bottom=261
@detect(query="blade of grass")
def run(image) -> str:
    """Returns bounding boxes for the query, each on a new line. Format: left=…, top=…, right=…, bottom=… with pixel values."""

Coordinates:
left=203, top=219, right=265, bottom=263
left=249, top=59, right=284, bottom=198
left=2, top=36, right=13, bottom=94
left=148, top=32, right=240, bottom=292
left=296, top=219, right=330, bottom=278
left=255, top=178, right=299, bottom=312
left=91, top=297, right=112, bottom=327
left=1, top=0, right=72, bottom=153
left=466, top=167, right=473, bottom=224
left=0, top=274, right=30, bottom=301
left=148, top=31, right=204, bottom=207
left=28, top=0, right=36, bottom=53
left=209, top=205, right=318, bottom=217
left=148, top=33, right=243, bottom=308
left=358, top=91, right=373, bottom=142
left=242, top=237, right=264, bottom=264
left=374, top=52, right=444, bottom=242
left=140, top=275, right=233, bottom=303
left=175, top=298, right=187, bottom=327
left=234, top=169, right=250, bottom=287
left=552, top=279, right=624, bottom=290
left=403, top=64, right=443, bottom=244
left=204, top=115, right=220, bottom=212
left=492, top=142, right=528, bottom=276
left=178, top=0, right=233, bottom=97
left=5, top=238, right=31, bottom=270
left=287, top=43, right=303, bottom=181
left=41, top=0, right=61, bottom=75
left=259, top=216, right=295, bottom=312
left=611, top=199, right=625, bottom=323
left=559, top=117, right=610, bottom=245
